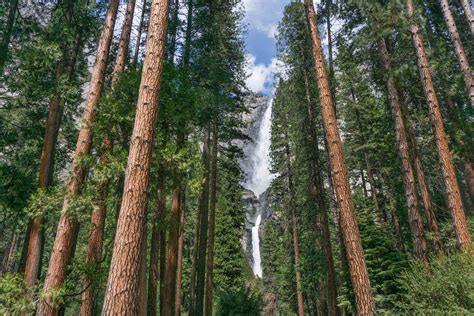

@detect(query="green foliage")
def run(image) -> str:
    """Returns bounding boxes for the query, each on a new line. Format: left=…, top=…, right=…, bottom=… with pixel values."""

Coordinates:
left=391, top=251, right=474, bottom=314
left=0, top=274, right=35, bottom=314
left=215, top=287, right=262, bottom=316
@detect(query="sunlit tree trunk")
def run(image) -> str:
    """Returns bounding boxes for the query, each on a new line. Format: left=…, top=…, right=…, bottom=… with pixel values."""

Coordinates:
left=101, top=0, right=170, bottom=313
left=37, top=1, right=120, bottom=313
left=459, top=0, right=474, bottom=37
left=439, top=0, right=474, bottom=109
left=377, top=38, right=428, bottom=261
left=133, top=0, right=148, bottom=66
left=302, top=63, right=338, bottom=316
left=406, top=0, right=471, bottom=248
left=303, top=1, right=375, bottom=314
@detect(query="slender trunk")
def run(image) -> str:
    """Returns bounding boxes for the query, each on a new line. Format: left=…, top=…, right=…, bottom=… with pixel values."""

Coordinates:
left=112, top=0, right=136, bottom=87
left=80, top=2, right=136, bottom=311
left=79, top=138, right=112, bottom=316
left=459, top=0, right=474, bottom=37
left=159, top=212, right=166, bottom=316
left=360, top=168, right=368, bottom=198
left=147, top=182, right=166, bottom=316
left=193, top=129, right=211, bottom=316
left=406, top=124, right=444, bottom=252
left=163, top=187, right=181, bottom=316
left=465, top=158, right=474, bottom=211
left=204, top=123, right=218, bottom=316
left=304, top=1, right=375, bottom=315
left=167, top=0, right=180, bottom=64
left=139, top=226, right=149, bottom=316
left=406, top=0, right=471, bottom=247
left=37, top=2, right=120, bottom=314
left=377, top=38, right=428, bottom=261
left=23, top=33, right=82, bottom=285
left=302, top=63, right=337, bottom=316
left=102, top=0, right=170, bottom=313
left=188, top=202, right=201, bottom=316
left=284, top=132, right=304, bottom=316
left=439, top=0, right=474, bottom=109
left=175, top=187, right=186, bottom=316
left=133, top=0, right=148, bottom=66
left=0, top=0, right=18, bottom=74
left=1, top=232, right=18, bottom=274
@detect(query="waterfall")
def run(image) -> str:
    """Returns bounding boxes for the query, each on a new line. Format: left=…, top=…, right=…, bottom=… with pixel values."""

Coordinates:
left=242, top=98, right=274, bottom=278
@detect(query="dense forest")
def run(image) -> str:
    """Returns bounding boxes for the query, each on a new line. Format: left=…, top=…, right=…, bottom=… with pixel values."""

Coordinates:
left=0, top=0, right=473, bottom=314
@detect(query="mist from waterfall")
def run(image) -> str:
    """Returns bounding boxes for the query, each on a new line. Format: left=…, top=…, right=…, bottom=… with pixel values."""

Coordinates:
left=243, top=99, right=274, bottom=278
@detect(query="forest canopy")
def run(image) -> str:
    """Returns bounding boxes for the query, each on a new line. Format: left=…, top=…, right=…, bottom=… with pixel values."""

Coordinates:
left=0, top=0, right=473, bottom=315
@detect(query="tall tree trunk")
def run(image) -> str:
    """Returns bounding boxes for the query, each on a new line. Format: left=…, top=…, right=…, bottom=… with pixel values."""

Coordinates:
left=406, top=0, right=471, bottom=248
left=193, top=129, right=211, bottom=316
left=79, top=139, right=112, bottom=316
left=465, top=158, right=474, bottom=211
left=405, top=124, right=444, bottom=252
left=439, top=0, right=474, bottom=109
left=159, top=210, right=167, bottom=316
left=1, top=232, right=18, bottom=275
left=303, top=1, right=375, bottom=315
left=102, top=0, right=170, bottom=313
left=204, top=123, right=218, bottom=316
left=377, top=38, right=428, bottom=261
left=302, top=63, right=338, bottom=316
left=133, top=0, right=148, bottom=66
left=147, top=181, right=166, bottom=316
left=283, top=130, right=304, bottom=316
left=37, top=2, right=120, bottom=314
left=80, top=2, right=136, bottom=312
left=139, top=226, right=149, bottom=316
left=459, top=0, right=474, bottom=37
left=188, top=203, right=200, bottom=316
left=23, top=33, right=83, bottom=286
left=163, top=187, right=181, bottom=316
left=0, top=0, right=18, bottom=74
left=175, top=187, right=186, bottom=316
left=167, top=0, right=180, bottom=63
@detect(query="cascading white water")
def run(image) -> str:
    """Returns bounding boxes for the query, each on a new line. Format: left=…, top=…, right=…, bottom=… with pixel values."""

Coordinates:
left=252, top=214, right=263, bottom=277
left=243, top=100, right=274, bottom=278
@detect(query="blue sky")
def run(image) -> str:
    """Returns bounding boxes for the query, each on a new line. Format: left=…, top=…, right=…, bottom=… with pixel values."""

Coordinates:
left=243, top=0, right=325, bottom=95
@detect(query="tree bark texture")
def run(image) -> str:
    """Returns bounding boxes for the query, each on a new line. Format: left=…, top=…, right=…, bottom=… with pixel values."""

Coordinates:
left=37, top=2, right=120, bottom=314
left=406, top=0, right=471, bottom=248
left=304, top=1, right=375, bottom=315
left=439, top=0, right=474, bottom=109
left=133, top=0, right=148, bottom=66
left=101, top=0, right=170, bottom=313
left=378, top=38, right=428, bottom=261
left=459, top=0, right=474, bottom=37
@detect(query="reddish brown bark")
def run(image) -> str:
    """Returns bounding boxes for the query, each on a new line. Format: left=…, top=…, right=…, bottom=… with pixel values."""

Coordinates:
left=459, top=0, right=474, bottom=37
left=37, top=2, right=120, bottom=313
left=282, top=128, right=304, bottom=316
left=101, top=0, right=170, bottom=313
left=439, top=0, right=474, bottom=109
left=304, top=1, right=375, bottom=314
left=302, top=63, right=337, bottom=316
left=147, top=181, right=166, bottom=316
left=133, top=0, right=148, bottom=66
left=406, top=0, right=471, bottom=248
left=80, top=2, right=136, bottom=312
left=163, top=187, right=181, bottom=316
left=193, top=129, right=211, bottom=316
left=204, top=123, right=218, bottom=316
left=175, top=188, right=186, bottom=316
left=377, top=38, right=428, bottom=261
left=406, top=124, right=443, bottom=252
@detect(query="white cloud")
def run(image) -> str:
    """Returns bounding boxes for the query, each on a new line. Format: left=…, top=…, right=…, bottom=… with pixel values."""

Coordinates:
left=242, top=0, right=286, bottom=39
left=245, top=54, right=283, bottom=94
